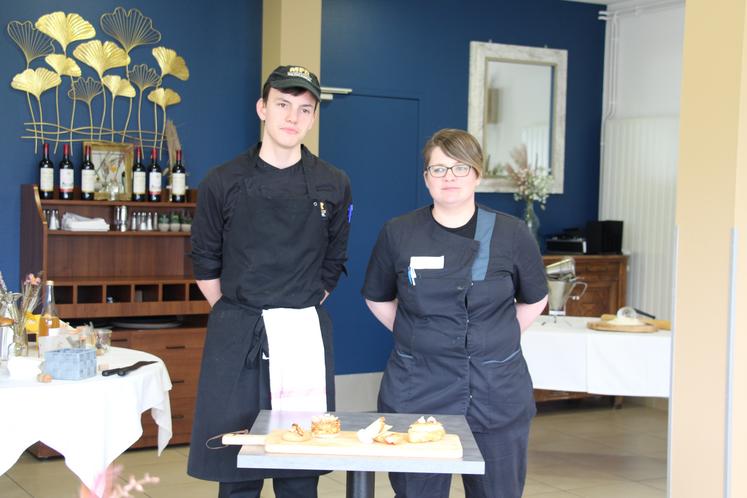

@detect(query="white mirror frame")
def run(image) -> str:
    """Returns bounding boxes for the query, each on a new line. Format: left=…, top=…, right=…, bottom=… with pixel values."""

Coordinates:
left=468, top=41, right=567, bottom=194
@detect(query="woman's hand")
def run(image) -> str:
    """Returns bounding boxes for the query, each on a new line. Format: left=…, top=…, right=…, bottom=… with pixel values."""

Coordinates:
left=516, top=294, right=548, bottom=332
left=365, top=298, right=398, bottom=332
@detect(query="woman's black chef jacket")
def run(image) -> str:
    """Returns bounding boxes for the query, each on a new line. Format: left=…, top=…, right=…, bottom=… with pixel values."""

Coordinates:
left=362, top=205, right=547, bottom=432
left=187, top=144, right=351, bottom=482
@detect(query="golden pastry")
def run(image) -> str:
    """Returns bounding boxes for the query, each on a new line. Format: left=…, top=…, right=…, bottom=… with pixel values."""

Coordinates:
left=407, top=416, right=446, bottom=443
left=357, top=416, right=393, bottom=444
left=373, top=431, right=406, bottom=445
left=281, top=423, right=312, bottom=442
left=311, top=413, right=341, bottom=437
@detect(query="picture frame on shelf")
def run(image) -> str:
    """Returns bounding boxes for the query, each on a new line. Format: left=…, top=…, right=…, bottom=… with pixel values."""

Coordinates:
left=84, top=141, right=134, bottom=201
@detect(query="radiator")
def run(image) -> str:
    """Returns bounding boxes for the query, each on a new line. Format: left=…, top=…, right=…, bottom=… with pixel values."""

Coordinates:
left=600, top=117, right=679, bottom=321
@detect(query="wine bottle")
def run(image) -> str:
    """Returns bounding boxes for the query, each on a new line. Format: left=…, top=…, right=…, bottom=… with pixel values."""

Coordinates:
left=171, top=149, right=186, bottom=202
left=147, top=149, right=162, bottom=202
left=80, top=145, right=95, bottom=201
left=38, top=280, right=60, bottom=340
left=58, top=143, right=74, bottom=200
left=39, top=143, right=54, bottom=200
left=132, top=146, right=146, bottom=202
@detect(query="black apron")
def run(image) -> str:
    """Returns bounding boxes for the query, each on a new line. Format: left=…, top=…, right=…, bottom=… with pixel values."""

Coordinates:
left=187, top=154, right=336, bottom=482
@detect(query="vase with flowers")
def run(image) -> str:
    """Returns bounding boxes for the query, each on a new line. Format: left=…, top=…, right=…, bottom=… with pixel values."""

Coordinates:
left=0, top=271, right=43, bottom=357
left=504, top=144, right=552, bottom=245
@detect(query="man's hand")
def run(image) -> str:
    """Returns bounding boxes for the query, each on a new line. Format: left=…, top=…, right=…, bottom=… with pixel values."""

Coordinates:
left=196, top=279, right=222, bottom=307
left=320, top=290, right=330, bottom=304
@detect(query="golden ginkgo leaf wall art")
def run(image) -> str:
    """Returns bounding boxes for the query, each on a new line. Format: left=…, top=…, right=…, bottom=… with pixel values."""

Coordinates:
left=7, top=7, right=188, bottom=157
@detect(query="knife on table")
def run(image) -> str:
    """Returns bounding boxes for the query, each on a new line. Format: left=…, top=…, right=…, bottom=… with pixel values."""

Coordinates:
left=102, top=360, right=157, bottom=376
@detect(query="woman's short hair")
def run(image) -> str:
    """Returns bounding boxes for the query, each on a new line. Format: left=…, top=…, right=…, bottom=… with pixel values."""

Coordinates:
left=423, top=129, right=485, bottom=178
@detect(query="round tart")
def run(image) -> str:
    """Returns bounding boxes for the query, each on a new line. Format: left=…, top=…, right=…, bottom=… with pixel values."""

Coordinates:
left=311, top=413, right=341, bottom=437
left=407, top=416, right=446, bottom=443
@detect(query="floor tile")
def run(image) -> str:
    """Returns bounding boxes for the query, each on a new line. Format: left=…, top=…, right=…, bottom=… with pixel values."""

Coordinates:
left=639, top=477, right=668, bottom=491
left=578, top=432, right=667, bottom=457
left=119, top=458, right=194, bottom=487
left=113, top=447, right=186, bottom=468
left=522, top=491, right=582, bottom=497
left=569, top=480, right=666, bottom=498
left=8, top=469, right=83, bottom=498
left=0, top=475, right=31, bottom=498
left=564, top=453, right=667, bottom=481
left=144, top=479, right=218, bottom=498
left=523, top=477, right=561, bottom=495
left=529, top=462, right=628, bottom=491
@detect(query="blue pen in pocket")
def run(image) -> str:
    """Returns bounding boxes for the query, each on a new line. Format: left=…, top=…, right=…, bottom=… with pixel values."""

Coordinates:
left=407, top=266, right=417, bottom=286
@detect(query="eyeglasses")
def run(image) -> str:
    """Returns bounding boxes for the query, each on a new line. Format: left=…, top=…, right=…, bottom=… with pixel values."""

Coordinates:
left=426, top=164, right=473, bottom=178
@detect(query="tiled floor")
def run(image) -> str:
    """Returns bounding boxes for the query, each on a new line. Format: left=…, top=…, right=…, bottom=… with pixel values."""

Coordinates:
left=1, top=401, right=668, bottom=497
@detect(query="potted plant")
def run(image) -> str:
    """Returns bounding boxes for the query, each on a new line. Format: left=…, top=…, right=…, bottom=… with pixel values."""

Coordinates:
left=169, top=211, right=181, bottom=232
left=157, top=214, right=169, bottom=232
left=180, top=211, right=192, bottom=233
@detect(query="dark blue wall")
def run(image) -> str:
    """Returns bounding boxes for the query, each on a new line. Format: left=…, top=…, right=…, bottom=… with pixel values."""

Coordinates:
left=321, top=0, right=605, bottom=236
left=0, top=0, right=262, bottom=287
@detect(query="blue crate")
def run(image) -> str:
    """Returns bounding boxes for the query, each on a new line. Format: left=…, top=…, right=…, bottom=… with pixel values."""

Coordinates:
left=44, top=348, right=96, bottom=380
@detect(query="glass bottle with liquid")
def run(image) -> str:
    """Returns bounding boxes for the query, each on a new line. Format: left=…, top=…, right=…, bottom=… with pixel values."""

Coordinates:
left=147, top=148, right=162, bottom=202
left=80, top=145, right=95, bottom=201
left=58, top=143, right=74, bottom=200
left=39, top=143, right=54, bottom=199
left=132, top=146, right=146, bottom=201
left=170, top=149, right=186, bottom=202
left=38, top=280, right=60, bottom=340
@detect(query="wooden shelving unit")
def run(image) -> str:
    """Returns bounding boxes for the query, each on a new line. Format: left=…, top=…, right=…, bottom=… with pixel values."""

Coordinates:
left=20, top=184, right=207, bottom=456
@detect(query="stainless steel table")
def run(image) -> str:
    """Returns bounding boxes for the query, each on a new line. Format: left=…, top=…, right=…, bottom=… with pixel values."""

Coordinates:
left=236, top=410, right=485, bottom=498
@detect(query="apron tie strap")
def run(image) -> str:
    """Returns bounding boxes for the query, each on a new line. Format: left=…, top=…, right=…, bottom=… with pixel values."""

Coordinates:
left=245, top=317, right=267, bottom=368
left=205, top=429, right=248, bottom=450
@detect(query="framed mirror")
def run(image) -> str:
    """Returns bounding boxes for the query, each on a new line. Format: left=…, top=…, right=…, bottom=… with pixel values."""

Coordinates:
left=468, top=41, right=567, bottom=193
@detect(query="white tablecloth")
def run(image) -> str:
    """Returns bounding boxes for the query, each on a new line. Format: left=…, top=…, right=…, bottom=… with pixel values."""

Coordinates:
left=521, top=315, right=672, bottom=397
left=0, top=347, right=172, bottom=494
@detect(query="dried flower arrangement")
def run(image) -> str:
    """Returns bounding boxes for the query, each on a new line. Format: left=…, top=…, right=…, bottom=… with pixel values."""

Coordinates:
left=504, top=144, right=552, bottom=209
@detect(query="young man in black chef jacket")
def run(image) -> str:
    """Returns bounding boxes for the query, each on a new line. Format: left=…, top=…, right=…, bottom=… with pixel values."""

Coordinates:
left=188, top=65, right=352, bottom=498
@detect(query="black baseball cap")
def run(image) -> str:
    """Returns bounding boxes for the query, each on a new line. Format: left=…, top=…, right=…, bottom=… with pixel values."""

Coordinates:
left=265, top=65, right=321, bottom=101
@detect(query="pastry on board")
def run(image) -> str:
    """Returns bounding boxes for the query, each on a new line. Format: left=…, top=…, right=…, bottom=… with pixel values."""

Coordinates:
left=311, top=413, right=341, bottom=437
left=281, top=423, right=312, bottom=442
left=407, top=416, right=446, bottom=443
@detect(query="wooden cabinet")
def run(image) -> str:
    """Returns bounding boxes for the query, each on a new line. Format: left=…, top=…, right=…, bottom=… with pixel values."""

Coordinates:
left=20, top=185, right=207, bottom=455
left=535, top=254, right=628, bottom=403
left=542, top=254, right=628, bottom=317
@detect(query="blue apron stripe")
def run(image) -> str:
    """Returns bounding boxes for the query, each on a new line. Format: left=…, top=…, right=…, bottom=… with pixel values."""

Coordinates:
left=471, top=209, right=496, bottom=281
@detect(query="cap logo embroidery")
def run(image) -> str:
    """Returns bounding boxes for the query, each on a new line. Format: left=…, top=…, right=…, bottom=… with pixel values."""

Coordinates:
left=287, top=66, right=313, bottom=83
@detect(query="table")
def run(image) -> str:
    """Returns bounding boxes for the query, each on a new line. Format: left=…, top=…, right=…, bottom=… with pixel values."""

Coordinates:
left=237, top=410, right=484, bottom=498
left=521, top=315, right=672, bottom=397
left=0, top=347, right=173, bottom=494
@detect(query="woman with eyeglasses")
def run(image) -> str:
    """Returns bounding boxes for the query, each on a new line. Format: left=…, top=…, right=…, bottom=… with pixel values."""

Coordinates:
left=362, top=129, right=548, bottom=498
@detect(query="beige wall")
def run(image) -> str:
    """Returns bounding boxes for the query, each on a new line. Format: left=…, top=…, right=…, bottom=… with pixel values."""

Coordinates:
left=671, top=0, right=747, bottom=496
left=262, top=0, right=321, bottom=154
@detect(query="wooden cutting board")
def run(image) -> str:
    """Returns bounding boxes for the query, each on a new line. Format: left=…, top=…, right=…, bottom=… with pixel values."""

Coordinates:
left=587, top=320, right=658, bottom=333
left=227, top=430, right=463, bottom=459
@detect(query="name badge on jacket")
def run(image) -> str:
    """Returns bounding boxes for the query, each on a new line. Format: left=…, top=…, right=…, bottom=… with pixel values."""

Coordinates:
left=409, top=256, right=445, bottom=270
